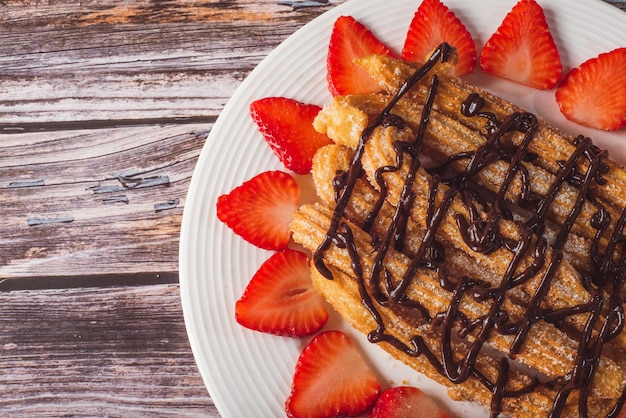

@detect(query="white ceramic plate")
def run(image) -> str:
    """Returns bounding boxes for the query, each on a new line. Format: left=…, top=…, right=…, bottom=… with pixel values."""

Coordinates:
left=180, top=0, right=626, bottom=416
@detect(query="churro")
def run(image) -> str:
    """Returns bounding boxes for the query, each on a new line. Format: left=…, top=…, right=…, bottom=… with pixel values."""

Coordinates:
left=290, top=45, right=626, bottom=417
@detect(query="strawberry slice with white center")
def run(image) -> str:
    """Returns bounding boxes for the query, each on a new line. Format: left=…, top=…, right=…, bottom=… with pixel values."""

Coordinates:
left=369, top=386, right=451, bottom=418
left=216, top=170, right=299, bottom=250
left=285, top=330, right=381, bottom=418
left=327, top=15, right=395, bottom=97
left=480, top=0, right=562, bottom=90
left=555, top=47, right=626, bottom=131
left=402, top=0, right=476, bottom=76
left=250, top=97, right=333, bottom=175
left=235, top=249, right=328, bottom=337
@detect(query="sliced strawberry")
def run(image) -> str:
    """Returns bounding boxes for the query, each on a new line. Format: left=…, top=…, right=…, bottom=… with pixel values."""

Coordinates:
left=235, top=249, right=328, bottom=337
left=369, top=386, right=450, bottom=418
left=480, top=0, right=562, bottom=89
left=402, top=0, right=476, bottom=76
left=327, top=15, right=395, bottom=96
left=555, top=47, right=626, bottom=131
left=250, top=97, right=332, bottom=174
left=285, top=330, right=381, bottom=418
left=216, top=170, right=299, bottom=250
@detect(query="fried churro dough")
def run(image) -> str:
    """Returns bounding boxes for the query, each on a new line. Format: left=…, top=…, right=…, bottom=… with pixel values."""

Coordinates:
left=355, top=54, right=626, bottom=214
left=307, top=141, right=626, bottom=400
left=292, top=204, right=618, bottom=417
left=361, top=124, right=626, bottom=350
left=313, top=93, right=616, bottom=269
left=291, top=48, right=626, bottom=417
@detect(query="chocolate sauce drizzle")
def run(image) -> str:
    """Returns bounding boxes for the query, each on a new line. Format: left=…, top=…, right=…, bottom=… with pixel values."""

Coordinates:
left=312, top=43, right=626, bottom=417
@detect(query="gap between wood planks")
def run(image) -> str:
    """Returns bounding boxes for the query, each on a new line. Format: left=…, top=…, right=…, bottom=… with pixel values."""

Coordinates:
left=0, top=116, right=217, bottom=134
left=0, top=271, right=179, bottom=292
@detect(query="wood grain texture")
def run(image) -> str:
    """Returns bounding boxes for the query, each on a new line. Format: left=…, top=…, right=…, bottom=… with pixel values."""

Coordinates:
left=0, top=124, right=206, bottom=278
left=0, top=0, right=343, bottom=279
left=0, top=284, right=217, bottom=416
left=0, top=0, right=340, bottom=126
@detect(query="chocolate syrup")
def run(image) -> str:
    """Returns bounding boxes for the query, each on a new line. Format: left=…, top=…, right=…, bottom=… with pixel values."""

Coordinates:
left=312, top=43, right=626, bottom=417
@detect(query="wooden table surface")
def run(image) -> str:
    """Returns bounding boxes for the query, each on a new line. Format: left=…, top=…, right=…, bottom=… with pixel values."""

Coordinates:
left=1, top=0, right=624, bottom=416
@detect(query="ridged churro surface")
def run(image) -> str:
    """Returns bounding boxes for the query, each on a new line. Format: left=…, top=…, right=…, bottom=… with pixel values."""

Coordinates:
left=290, top=46, right=626, bottom=417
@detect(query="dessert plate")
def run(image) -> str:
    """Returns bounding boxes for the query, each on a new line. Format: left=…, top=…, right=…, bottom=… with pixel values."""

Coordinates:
left=179, top=0, right=626, bottom=416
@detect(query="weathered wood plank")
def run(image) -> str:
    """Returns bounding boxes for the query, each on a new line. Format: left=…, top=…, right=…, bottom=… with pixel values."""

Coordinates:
left=0, top=0, right=342, bottom=125
left=0, top=124, right=207, bottom=278
left=0, top=283, right=217, bottom=416
left=0, top=0, right=344, bottom=280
